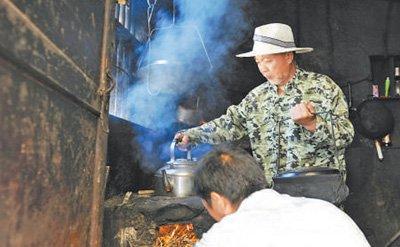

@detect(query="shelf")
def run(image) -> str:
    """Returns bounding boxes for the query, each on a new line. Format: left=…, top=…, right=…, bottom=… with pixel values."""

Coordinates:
left=382, top=146, right=400, bottom=149
left=363, top=96, right=400, bottom=101
left=375, top=96, right=400, bottom=101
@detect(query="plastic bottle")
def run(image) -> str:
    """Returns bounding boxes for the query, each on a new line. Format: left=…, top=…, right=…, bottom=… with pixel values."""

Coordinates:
left=395, top=67, right=400, bottom=97
left=385, top=76, right=390, bottom=97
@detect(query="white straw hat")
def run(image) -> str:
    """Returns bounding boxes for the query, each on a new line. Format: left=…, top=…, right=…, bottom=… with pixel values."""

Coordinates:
left=236, top=23, right=313, bottom=57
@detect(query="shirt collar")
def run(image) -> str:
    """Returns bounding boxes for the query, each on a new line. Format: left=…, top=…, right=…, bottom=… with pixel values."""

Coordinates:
left=266, top=67, right=303, bottom=94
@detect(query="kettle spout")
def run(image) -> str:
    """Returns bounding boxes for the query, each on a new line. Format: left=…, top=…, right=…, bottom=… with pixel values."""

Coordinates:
left=161, top=170, right=172, bottom=192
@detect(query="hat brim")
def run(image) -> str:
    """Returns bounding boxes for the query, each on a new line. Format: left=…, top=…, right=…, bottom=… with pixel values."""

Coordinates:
left=236, top=47, right=313, bottom=58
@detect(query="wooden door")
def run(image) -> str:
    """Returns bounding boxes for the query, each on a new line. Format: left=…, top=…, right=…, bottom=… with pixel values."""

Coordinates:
left=0, top=0, right=113, bottom=246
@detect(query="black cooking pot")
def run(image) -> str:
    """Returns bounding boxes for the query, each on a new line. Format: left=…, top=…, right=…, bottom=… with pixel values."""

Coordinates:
left=273, top=167, right=348, bottom=205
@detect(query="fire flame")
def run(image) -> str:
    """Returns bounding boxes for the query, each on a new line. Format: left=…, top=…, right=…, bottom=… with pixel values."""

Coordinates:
left=154, top=223, right=198, bottom=247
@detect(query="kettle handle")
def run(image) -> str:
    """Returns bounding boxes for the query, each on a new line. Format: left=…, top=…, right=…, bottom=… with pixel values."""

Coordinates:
left=170, top=140, right=192, bottom=162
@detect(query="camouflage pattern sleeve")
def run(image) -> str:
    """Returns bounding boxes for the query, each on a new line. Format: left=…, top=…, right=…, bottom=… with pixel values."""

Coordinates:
left=303, top=76, right=354, bottom=149
left=183, top=96, right=250, bottom=145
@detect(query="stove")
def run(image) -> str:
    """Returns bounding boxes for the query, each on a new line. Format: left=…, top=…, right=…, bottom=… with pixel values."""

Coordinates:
left=103, top=193, right=215, bottom=246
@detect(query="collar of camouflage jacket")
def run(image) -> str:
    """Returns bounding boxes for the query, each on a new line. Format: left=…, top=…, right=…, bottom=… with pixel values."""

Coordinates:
left=266, top=67, right=304, bottom=93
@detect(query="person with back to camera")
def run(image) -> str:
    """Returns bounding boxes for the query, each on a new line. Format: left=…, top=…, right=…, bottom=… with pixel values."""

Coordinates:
left=194, top=145, right=370, bottom=247
left=175, top=23, right=354, bottom=203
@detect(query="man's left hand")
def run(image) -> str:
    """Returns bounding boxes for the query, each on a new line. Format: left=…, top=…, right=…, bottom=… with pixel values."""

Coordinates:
left=290, top=101, right=316, bottom=132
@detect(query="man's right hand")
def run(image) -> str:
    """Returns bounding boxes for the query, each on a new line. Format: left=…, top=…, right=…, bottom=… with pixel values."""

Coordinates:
left=290, top=101, right=316, bottom=132
left=174, top=132, right=191, bottom=150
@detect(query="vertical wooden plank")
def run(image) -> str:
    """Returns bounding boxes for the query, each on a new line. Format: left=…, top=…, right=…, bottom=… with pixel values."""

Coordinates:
left=90, top=0, right=114, bottom=246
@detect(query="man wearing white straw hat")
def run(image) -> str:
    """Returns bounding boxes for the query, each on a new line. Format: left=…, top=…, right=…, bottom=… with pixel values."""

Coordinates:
left=175, top=23, right=354, bottom=200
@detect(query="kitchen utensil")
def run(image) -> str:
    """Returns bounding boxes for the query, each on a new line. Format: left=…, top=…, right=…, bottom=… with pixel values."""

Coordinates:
left=154, top=140, right=198, bottom=197
left=352, top=98, right=394, bottom=161
left=273, top=167, right=348, bottom=205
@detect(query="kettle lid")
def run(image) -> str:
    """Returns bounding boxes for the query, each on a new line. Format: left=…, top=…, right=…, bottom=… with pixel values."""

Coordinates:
left=157, top=163, right=196, bottom=176
left=167, top=157, right=197, bottom=166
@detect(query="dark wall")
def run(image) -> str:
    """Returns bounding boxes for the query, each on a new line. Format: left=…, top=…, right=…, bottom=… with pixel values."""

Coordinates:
left=226, top=0, right=400, bottom=103
left=106, top=115, right=161, bottom=197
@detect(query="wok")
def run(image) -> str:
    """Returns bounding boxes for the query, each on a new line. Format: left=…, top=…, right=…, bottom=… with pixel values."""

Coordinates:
left=351, top=98, right=394, bottom=161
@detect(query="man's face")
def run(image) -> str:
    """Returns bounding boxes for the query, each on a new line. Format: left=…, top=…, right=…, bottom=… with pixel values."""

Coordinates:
left=255, top=53, right=293, bottom=86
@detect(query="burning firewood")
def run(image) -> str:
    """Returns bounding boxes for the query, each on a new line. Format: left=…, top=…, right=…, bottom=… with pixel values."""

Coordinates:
left=154, top=223, right=198, bottom=247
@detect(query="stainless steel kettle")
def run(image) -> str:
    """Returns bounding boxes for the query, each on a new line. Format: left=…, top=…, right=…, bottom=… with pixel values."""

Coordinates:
left=154, top=140, right=198, bottom=197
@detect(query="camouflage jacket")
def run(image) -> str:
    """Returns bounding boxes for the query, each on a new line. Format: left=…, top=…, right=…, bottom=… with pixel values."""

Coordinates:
left=184, top=68, right=354, bottom=184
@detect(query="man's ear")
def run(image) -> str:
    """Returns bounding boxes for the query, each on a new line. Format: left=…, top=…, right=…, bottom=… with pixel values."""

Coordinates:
left=210, top=192, right=236, bottom=215
left=210, top=192, right=224, bottom=211
left=285, top=52, right=294, bottom=64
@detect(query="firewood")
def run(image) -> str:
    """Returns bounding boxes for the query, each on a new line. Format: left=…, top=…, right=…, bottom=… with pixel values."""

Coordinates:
left=137, top=190, right=155, bottom=195
left=154, top=223, right=197, bottom=247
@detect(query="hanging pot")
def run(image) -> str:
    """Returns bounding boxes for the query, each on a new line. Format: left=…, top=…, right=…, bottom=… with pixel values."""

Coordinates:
left=273, top=167, right=348, bottom=205
left=154, top=140, right=198, bottom=197
left=352, top=98, right=395, bottom=161
left=135, top=60, right=184, bottom=94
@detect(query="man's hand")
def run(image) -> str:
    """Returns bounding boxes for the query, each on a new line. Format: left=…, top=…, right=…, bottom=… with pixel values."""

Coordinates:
left=174, top=132, right=191, bottom=150
left=289, top=101, right=316, bottom=132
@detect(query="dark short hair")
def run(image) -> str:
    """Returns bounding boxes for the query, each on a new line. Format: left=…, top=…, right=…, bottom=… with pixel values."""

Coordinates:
left=194, top=145, right=267, bottom=204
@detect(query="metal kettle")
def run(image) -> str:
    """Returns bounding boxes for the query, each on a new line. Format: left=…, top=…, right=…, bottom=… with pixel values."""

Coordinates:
left=154, top=140, right=198, bottom=197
